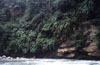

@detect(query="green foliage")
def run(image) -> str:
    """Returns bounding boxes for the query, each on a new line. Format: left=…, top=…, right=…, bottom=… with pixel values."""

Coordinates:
left=75, top=32, right=85, bottom=48
left=96, top=27, right=100, bottom=49
left=0, top=0, right=96, bottom=56
left=75, top=40, right=84, bottom=48
left=36, top=33, right=56, bottom=50
left=96, top=31, right=100, bottom=41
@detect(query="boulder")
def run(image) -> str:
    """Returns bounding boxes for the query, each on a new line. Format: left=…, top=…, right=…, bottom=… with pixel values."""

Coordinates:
left=65, top=53, right=75, bottom=58
left=88, top=50, right=100, bottom=57
left=57, top=47, right=76, bottom=53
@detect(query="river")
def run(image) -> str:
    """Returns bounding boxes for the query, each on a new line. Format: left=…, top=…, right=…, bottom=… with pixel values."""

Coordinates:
left=0, top=58, right=100, bottom=65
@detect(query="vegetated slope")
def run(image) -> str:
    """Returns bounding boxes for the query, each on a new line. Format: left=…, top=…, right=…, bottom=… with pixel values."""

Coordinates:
left=39, top=19, right=100, bottom=60
left=0, top=0, right=100, bottom=59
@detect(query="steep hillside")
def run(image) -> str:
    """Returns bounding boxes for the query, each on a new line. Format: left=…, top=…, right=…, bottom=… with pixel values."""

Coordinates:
left=38, top=20, right=100, bottom=60
left=0, top=0, right=100, bottom=59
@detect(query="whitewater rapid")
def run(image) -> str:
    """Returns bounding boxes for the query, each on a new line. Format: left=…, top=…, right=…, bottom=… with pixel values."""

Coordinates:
left=0, top=58, right=100, bottom=65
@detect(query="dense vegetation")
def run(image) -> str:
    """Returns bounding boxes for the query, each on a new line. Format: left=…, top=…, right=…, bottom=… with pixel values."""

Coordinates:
left=0, top=0, right=100, bottom=57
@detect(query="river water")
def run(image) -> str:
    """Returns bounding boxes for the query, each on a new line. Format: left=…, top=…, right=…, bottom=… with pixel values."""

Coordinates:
left=0, top=59, right=100, bottom=65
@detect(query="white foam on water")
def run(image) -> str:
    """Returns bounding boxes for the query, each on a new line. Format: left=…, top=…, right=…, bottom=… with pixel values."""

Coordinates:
left=0, top=59, right=100, bottom=65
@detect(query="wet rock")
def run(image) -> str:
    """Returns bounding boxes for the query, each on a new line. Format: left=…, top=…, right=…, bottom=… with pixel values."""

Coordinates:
left=82, top=24, right=100, bottom=57
left=83, top=42, right=98, bottom=53
left=88, top=50, right=100, bottom=57
left=57, top=53, right=63, bottom=57
left=65, top=53, right=75, bottom=58
left=57, top=47, right=76, bottom=53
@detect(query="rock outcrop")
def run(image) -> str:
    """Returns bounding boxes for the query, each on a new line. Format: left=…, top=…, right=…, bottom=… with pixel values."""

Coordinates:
left=40, top=20, right=100, bottom=59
